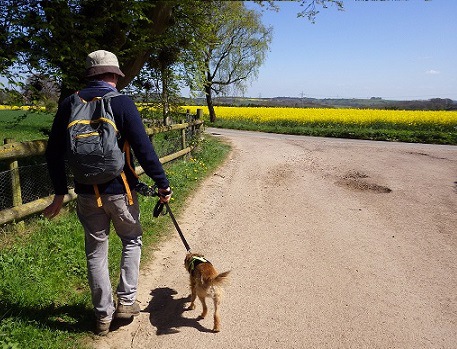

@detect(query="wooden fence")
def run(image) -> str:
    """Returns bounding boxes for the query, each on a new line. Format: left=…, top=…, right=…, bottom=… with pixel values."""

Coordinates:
left=0, top=111, right=203, bottom=225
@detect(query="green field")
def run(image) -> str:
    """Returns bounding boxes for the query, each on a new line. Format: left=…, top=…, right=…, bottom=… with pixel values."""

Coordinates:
left=0, top=110, right=54, bottom=142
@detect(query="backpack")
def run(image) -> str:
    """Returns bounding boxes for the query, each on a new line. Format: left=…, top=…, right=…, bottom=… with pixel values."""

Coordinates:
left=66, top=91, right=125, bottom=185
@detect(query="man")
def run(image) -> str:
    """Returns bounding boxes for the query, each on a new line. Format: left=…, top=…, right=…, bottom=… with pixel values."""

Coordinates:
left=44, top=50, right=171, bottom=335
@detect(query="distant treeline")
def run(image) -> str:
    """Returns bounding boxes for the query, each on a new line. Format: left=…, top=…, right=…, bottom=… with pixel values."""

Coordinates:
left=184, top=97, right=457, bottom=111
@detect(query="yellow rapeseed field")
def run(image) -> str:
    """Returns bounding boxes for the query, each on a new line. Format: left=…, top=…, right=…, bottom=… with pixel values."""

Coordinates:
left=184, top=106, right=456, bottom=126
left=2, top=104, right=455, bottom=126
left=0, top=105, right=46, bottom=111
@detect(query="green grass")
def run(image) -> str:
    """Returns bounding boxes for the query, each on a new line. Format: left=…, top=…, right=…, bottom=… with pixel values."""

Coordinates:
left=0, top=110, right=54, bottom=142
left=0, top=135, right=231, bottom=349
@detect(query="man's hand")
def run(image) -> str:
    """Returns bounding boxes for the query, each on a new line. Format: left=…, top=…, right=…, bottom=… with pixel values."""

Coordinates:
left=43, top=195, right=65, bottom=219
left=157, top=187, right=172, bottom=203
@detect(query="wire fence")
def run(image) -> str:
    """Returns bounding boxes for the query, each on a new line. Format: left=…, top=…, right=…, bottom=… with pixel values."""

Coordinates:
left=0, top=156, right=50, bottom=208
left=0, top=112, right=203, bottom=215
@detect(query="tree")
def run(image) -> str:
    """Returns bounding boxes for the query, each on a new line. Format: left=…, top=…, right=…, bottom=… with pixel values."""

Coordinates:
left=22, top=73, right=59, bottom=108
left=0, top=0, right=343, bottom=106
left=186, top=1, right=272, bottom=122
left=290, top=0, right=344, bottom=23
left=134, top=2, right=197, bottom=124
left=0, top=0, right=174, bottom=101
left=133, top=46, right=185, bottom=125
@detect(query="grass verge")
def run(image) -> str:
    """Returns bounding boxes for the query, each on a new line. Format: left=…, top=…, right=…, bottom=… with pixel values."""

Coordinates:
left=0, top=133, right=231, bottom=349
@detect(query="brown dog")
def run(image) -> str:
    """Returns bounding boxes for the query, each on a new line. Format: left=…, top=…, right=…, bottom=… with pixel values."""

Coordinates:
left=184, top=253, right=230, bottom=332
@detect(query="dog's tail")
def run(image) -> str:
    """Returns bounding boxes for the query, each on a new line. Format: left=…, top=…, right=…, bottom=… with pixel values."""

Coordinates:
left=211, top=270, right=231, bottom=286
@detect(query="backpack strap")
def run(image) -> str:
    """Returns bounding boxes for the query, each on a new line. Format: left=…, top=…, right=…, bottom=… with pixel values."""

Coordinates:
left=93, top=184, right=103, bottom=208
left=92, top=171, right=133, bottom=208
left=121, top=140, right=137, bottom=206
left=120, top=172, right=134, bottom=206
left=123, top=140, right=139, bottom=179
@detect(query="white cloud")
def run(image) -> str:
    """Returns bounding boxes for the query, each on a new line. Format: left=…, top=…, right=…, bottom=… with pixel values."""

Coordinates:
left=426, top=70, right=440, bottom=75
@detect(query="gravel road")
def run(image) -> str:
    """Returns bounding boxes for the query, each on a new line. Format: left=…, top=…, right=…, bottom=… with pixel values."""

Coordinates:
left=96, top=128, right=457, bottom=349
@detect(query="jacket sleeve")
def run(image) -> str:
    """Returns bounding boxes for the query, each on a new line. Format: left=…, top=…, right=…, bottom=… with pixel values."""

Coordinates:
left=112, top=96, right=170, bottom=189
left=45, top=98, right=71, bottom=195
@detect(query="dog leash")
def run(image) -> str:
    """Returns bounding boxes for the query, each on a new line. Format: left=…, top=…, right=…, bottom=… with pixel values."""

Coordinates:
left=136, top=182, right=192, bottom=252
left=164, top=202, right=191, bottom=252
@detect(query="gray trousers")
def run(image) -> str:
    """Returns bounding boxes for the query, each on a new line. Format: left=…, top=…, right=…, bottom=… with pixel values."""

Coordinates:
left=76, top=192, right=142, bottom=322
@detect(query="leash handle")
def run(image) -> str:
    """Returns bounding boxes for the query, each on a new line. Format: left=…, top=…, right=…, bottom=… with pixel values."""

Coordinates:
left=153, top=200, right=168, bottom=217
left=165, top=202, right=192, bottom=252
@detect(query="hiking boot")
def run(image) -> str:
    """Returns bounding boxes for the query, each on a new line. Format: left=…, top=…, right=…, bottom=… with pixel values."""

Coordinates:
left=95, top=320, right=111, bottom=336
left=114, top=302, right=141, bottom=319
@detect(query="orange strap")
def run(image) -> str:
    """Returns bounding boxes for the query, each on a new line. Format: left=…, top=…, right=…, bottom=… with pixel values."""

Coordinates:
left=93, top=184, right=103, bottom=207
left=120, top=172, right=134, bottom=206
left=93, top=174, right=132, bottom=207
left=92, top=141, right=135, bottom=208
left=123, top=141, right=138, bottom=179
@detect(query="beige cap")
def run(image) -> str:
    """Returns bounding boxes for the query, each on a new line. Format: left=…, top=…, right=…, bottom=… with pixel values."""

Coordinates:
left=85, top=50, right=125, bottom=78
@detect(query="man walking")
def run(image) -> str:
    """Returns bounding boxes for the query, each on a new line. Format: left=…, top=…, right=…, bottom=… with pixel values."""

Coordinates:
left=44, top=50, right=171, bottom=335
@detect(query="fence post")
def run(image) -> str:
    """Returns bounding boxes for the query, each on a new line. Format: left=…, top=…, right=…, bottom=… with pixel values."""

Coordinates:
left=181, top=118, right=187, bottom=150
left=4, top=139, right=23, bottom=208
left=186, top=108, right=195, bottom=139
left=196, top=108, right=203, bottom=138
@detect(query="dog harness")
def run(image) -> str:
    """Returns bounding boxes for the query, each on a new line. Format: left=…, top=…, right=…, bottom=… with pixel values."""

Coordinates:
left=187, top=256, right=209, bottom=274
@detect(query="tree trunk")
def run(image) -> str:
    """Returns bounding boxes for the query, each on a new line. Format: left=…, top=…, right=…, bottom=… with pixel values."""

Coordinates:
left=161, top=65, right=171, bottom=125
left=205, top=83, right=216, bottom=123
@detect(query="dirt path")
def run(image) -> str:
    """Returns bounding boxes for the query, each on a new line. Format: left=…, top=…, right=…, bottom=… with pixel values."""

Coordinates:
left=96, top=128, right=457, bottom=349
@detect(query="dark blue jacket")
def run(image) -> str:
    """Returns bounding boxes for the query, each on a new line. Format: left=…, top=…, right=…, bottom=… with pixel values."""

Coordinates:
left=46, top=80, right=169, bottom=195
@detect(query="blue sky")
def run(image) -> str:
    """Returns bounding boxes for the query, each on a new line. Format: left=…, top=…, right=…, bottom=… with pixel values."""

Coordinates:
left=244, top=0, right=457, bottom=100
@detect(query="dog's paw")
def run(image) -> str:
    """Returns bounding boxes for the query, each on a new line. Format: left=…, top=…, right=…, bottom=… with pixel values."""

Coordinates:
left=187, top=303, right=196, bottom=311
left=212, top=326, right=221, bottom=333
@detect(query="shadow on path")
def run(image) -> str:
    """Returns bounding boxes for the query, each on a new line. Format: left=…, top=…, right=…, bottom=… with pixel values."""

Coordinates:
left=145, top=287, right=213, bottom=335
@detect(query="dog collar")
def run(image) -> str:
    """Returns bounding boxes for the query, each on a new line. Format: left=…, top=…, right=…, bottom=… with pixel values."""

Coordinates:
left=188, top=256, right=208, bottom=273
